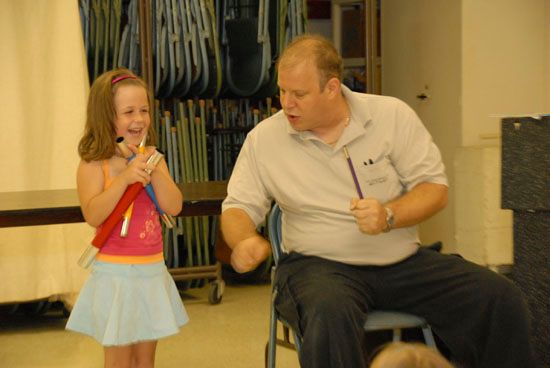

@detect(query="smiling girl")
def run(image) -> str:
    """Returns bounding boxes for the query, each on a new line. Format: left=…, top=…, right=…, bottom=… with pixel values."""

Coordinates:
left=66, top=68, right=188, bottom=368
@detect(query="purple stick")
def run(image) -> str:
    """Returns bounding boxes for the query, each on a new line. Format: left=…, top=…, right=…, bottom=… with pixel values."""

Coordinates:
left=343, top=146, right=364, bottom=199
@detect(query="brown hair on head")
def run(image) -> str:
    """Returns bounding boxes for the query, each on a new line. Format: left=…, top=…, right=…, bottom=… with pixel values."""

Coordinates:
left=277, top=34, right=343, bottom=91
left=78, top=68, right=157, bottom=162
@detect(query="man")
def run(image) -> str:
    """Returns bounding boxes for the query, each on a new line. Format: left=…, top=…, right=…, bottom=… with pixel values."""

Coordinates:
left=221, top=35, right=535, bottom=368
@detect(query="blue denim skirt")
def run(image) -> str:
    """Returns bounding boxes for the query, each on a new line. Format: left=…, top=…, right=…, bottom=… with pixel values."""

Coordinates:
left=66, top=261, right=188, bottom=346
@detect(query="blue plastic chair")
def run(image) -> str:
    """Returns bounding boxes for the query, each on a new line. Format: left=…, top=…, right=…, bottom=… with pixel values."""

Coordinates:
left=265, top=204, right=437, bottom=367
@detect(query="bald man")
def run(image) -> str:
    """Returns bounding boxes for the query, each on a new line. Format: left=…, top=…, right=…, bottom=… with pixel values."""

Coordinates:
left=221, top=35, right=535, bottom=368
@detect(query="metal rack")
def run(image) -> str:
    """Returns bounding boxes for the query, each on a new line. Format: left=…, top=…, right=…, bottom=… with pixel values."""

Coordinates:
left=331, top=0, right=380, bottom=94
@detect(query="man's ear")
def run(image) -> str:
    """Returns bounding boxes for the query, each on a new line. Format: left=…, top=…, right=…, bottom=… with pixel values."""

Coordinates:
left=325, top=77, right=341, bottom=97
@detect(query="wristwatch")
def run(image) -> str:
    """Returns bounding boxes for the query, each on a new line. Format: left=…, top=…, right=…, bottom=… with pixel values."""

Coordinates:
left=382, top=207, right=395, bottom=233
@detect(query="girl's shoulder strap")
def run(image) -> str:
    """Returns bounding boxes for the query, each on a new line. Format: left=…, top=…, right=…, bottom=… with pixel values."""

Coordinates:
left=102, top=159, right=113, bottom=189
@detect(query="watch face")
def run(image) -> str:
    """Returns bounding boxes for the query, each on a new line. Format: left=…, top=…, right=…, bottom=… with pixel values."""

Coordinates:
left=388, top=213, right=395, bottom=226
left=385, top=207, right=395, bottom=231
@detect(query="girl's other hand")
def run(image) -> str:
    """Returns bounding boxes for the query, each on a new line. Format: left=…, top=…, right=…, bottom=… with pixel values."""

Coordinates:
left=120, top=145, right=156, bottom=186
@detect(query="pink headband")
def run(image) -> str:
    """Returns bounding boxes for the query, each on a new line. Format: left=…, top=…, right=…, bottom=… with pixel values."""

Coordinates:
left=111, top=75, right=137, bottom=85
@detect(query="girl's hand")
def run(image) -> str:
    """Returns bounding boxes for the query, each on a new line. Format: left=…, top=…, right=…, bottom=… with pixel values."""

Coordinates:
left=120, top=145, right=157, bottom=186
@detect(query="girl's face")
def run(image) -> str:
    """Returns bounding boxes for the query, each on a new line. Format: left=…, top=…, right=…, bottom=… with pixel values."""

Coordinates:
left=113, top=84, right=150, bottom=146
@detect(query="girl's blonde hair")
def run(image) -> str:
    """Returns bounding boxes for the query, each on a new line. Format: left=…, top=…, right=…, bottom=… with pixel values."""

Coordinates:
left=78, top=68, right=156, bottom=162
left=370, top=342, right=454, bottom=368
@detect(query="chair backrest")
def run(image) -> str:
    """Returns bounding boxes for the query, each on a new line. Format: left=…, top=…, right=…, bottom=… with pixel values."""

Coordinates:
left=268, top=203, right=283, bottom=265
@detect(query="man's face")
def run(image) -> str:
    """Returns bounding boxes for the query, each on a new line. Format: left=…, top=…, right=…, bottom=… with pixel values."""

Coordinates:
left=277, top=60, right=332, bottom=133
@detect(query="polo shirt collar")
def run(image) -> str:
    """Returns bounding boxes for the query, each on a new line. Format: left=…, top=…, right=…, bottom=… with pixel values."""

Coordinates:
left=342, top=85, right=373, bottom=128
left=336, top=85, right=373, bottom=148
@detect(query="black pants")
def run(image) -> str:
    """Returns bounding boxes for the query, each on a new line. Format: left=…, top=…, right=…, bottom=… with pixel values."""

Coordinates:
left=274, top=248, right=537, bottom=368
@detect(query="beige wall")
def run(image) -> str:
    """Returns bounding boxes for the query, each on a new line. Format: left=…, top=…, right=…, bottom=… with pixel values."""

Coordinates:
left=0, top=0, right=89, bottom=191
left=454, top=147, right=513, bottom=266
left=462, top=0, right=549, bottom=146
left=0, top=0, right=92, bottom=305
left=547, top=1, right=550, bottom=107
left=382, top=0, right=550, bottom=264
left=381, top=0, right=462, bottom=252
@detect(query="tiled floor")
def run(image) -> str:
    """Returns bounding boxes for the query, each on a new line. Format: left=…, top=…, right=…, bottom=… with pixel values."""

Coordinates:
left=0, top=284, right=300, bottom=368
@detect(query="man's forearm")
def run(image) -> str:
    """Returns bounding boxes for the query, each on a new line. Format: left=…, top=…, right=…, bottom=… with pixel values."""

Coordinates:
left=220, top=208, right=261, bottom=249
left=386, top=182, right=448, bottom=229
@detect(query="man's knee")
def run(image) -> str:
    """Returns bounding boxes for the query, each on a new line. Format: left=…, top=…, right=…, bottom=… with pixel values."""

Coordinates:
left=302, top=287, right=367, bottom=332
left=478, top=272, right=529, bottom=315
left=276, top=281, right=366, bottom=333
left=309, top=292, right=352, bottom=318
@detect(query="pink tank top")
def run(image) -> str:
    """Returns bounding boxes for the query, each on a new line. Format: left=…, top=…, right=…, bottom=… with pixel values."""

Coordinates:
left=97, top=160, right=163, bottom=258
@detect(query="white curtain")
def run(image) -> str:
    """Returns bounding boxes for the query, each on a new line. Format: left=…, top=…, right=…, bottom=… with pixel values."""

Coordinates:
left=0, top=0, right=93, bottom=307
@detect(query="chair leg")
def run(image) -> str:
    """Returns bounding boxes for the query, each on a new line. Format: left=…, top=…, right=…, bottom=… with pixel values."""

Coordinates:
left=267, top=302, right=277, bottom=368
left=422, top=326, right=437, bottom=348
left=293, top=331, right=302, bottom=355
left=392, top=328, right=402, bottom=342
left=267, top=266, right=278, bottom=368
left=283, top=326, right=291, bottom=343
left=392, top=326, right=437, bottom=349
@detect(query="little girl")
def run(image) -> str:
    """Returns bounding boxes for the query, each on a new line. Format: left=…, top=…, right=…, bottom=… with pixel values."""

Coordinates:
left=66, top=68, right=188, bottom=368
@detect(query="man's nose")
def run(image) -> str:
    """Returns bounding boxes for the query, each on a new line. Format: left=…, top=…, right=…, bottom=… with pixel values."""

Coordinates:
left=281, top=95, right=295, bottom=109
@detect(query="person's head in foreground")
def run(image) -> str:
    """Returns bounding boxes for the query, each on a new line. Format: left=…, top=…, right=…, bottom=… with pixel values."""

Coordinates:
left=370, top=342, right=454, bottom=368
